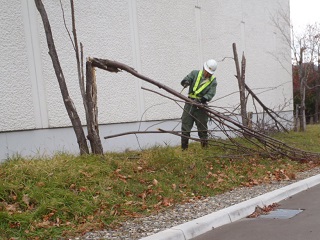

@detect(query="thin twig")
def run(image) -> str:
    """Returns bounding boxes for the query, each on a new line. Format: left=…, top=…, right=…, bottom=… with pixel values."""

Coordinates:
left=59, top=0, right=75, bottom=51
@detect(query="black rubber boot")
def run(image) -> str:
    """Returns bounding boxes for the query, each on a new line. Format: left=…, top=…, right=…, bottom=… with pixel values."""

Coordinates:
left=201, top=139, right=208, bottom=148
left=181, top=138, right=189, bottom=150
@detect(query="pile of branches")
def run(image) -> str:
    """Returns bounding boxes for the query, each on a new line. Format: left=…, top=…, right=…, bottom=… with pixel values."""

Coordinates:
left=89, top=57, right=320, bottom=162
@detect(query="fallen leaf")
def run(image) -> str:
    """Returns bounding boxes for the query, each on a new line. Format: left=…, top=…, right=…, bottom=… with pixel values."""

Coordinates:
left=79, top=170, right=92, bottom=178
left=36, top=182, right=45, bottom=187
left=22, top=194, right=30, bottom=206
left=247, top=203, right=279, bottom=218
left=36, top=220, right=51, bottom=229
left=87, top=215, right=94, bottom=221
left=217, top=178, right=224, bottom=183
left=10, top=194, right=17, bottom=201
left=125, top=191, right=133, bottom=197
left=287, top=172, right=296, bottom=180
left=43, top=212, right=55, bottom=221
left=139, top=179, right=147, bottom=184
left=138, top=192, right=147, bottom=202
left=5, top=203, right=18, bottom=213
left=153, top=179, right=158, bottom=186
left=162, top=198, right=173, bottom=207
left=207, top=171, right=213, bottom=178
left=124, top=201, right=133, bottom=206
left=252, top=179, right=259, bottom=185
left=9, top=222, right=20, bottom=229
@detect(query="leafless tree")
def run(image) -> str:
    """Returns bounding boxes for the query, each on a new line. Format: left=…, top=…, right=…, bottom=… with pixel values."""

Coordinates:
left=232, top=43, right=248, bottom=128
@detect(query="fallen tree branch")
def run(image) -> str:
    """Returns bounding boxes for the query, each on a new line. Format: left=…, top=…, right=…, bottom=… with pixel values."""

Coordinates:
left=104, top=131, right=164, bottom=139
left=245, top=84, right=288, bottom=132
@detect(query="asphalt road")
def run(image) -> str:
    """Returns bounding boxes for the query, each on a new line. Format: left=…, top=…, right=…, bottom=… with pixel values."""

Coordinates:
left=192, top=184, right=320, bottom=240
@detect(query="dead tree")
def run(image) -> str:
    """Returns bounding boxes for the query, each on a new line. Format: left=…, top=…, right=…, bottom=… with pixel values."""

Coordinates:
left=232, top=43, right=289, bottom=133
left=34, top=0, right=89, bottom=154
left=69, top=0, right=103, bottom=154
left=233, top=43, right=248, bottom=127
left=69, top=0, right=89, bottom=130
left=86, top=60, right=103, bottom=154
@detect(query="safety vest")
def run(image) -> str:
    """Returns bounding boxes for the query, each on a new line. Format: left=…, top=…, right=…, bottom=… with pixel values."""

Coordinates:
left=188, top=70, right=215, bottom=99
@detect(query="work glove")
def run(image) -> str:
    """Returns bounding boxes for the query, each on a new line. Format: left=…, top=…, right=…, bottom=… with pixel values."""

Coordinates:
left=200, top=97, right=207, bottom=104
left=181, top=80, right=190, bottom=87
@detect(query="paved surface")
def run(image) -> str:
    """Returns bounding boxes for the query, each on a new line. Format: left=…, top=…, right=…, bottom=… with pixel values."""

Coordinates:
left=140, top=174, right=320, bottom=240
left=192, top=183, right=320, bottom=240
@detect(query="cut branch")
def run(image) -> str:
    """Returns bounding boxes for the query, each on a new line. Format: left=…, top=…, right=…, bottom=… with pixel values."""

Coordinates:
left=245, top=84, right=289, bottom=132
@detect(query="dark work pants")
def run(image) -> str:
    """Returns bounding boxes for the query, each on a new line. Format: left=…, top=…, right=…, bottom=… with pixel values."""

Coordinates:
left=181, top=103, right=208, bottom=148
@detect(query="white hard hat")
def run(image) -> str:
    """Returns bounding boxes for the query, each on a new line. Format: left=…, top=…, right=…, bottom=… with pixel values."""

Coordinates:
left=203, top=59, right=217, bottom=74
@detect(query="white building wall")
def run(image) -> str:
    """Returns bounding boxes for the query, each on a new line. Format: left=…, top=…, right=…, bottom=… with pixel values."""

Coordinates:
left=0, top=1, right=36, bottom=131
left=0, top=0, right=292, bottom=161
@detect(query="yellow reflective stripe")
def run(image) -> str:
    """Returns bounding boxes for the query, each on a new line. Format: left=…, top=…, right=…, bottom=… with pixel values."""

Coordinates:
left=188, top=93, right=201, bottom=99
left=192, top=70, right=203, bottom=93
left=194, top=79, right=211, bottom=95
left=189, top=70, right=215, bottom=99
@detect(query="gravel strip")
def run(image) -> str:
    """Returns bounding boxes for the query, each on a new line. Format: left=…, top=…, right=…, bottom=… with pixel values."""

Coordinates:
left=77, top=167, right=320, bottom=240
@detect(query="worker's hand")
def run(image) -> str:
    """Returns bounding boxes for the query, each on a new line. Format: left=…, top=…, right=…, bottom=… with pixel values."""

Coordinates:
left=181, top=80, right=190, bottom=87
left=200, top=97, right=207, bottom=104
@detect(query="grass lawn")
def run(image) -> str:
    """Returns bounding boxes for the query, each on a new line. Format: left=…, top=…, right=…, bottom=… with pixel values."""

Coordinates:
left=1, top=125, right=320, bottom=239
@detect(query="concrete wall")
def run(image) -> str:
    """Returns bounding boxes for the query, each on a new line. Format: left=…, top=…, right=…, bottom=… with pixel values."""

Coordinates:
left=0, top=0, right=292, bottom=161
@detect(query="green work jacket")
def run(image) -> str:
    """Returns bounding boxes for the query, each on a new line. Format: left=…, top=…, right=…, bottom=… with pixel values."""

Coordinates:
left=181, top=70, right=217, bottom=101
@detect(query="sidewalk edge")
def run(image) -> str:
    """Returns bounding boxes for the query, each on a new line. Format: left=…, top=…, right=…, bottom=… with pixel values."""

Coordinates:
left=140, top=174, right=320, bottom=240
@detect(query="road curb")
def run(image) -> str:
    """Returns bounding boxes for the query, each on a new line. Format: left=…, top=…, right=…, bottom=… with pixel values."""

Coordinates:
left=140, top=174, right=320, bottom=240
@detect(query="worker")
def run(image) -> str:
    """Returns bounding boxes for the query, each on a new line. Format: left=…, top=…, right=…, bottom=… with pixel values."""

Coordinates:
left=180, top=59, right=218, bottom=150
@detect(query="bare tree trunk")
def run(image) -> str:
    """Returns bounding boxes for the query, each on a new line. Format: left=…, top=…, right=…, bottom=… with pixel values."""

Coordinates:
left=300, top=85, right=307, bottom=131
left=69, top=0, right=103, bottom=153
left=34, top=0, right=89, bottom=154
left=294, top=104, right=300, bottom=132
left=233, top=43, right=248, bottom=127
left=299, top=75, right=307, bottom=131
left=315, top=51, right=320, bottom=123
left=69, top=0, right=90, bottom=128
left=86, top=60, right=103, bottom=154
left=298, top=47, right=306, bottom=132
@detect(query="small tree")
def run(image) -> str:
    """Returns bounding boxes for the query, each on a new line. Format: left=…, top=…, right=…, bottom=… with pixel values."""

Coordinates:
left=293, top=63, right=319, bottom=123
left=293, top=24, right=320, bottom=130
